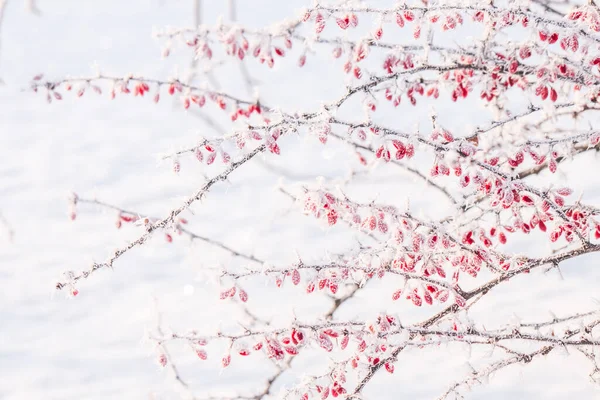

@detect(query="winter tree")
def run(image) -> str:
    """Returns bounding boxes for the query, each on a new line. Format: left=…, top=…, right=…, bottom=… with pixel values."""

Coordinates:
left=22, top=0, right=600, bottom=398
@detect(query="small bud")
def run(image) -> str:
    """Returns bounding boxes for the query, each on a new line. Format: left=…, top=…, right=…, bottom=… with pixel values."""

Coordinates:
left=221, top=354, right=231, bottom=368
left=157, top=354, right=167, bottom=367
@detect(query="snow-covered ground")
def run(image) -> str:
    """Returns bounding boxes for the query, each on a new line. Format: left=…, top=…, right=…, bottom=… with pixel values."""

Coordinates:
left=1, top=1, right=600, bottom=399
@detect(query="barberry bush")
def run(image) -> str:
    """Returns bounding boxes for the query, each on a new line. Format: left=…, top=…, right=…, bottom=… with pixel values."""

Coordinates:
left=29, top=0, right=600, bottom=398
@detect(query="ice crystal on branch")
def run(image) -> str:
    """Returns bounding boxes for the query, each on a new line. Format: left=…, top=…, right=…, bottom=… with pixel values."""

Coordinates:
left=33, top=0, right=600, bottom=398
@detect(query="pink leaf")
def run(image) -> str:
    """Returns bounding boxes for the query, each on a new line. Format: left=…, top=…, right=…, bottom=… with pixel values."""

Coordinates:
left=318, top=332, right=334, bottom=352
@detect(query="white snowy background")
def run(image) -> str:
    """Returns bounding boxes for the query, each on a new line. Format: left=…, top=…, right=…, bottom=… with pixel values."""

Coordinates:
left=1, top=1, right=600, bottom=399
